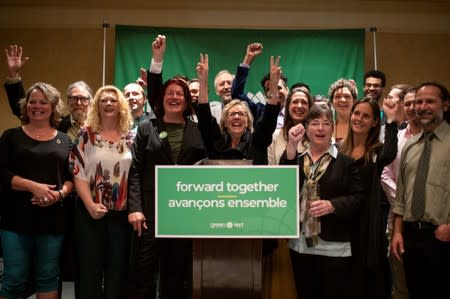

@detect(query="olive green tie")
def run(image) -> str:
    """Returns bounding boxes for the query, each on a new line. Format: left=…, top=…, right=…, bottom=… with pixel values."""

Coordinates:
left=411, top=132, right=434, bottom=219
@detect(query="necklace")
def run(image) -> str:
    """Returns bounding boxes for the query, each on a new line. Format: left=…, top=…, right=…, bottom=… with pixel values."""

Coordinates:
left=23, top=125, right=56, bottom=139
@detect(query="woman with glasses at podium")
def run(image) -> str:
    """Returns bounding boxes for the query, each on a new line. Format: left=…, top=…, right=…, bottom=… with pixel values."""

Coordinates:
left=195, top=54, right=283, bottom=164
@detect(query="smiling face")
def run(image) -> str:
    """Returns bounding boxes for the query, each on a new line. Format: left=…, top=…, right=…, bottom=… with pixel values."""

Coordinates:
left=224, top=102, right=249, bottom=138
left=288, top=91, right=310, bottom=124
left=332, top=87, right=354, bottom=118
left=98, top=91, right=120, bottom=121
left=415, top=85, right=449, bottom=131
left=350, top=102, right=379, bottom=136
left=364, top=77, right=383, bottom=100
left=385, top=87, right=405, bottom=121
left=403, top=91, right=418, bottom=124
left=163, top=83, right=186, bottom=117
left=215, top=72, right=233, bottom=105
left=26, top=89, right=53, bottom=123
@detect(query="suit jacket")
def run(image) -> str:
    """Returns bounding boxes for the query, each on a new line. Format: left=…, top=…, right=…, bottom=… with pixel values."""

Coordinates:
left=282, top=151, right=364, bottom=242
left=127, top=117, right=206, bottom=224
left=4, top=80, right=25, bottom=118
left=231, top=65, right=265, bottom=122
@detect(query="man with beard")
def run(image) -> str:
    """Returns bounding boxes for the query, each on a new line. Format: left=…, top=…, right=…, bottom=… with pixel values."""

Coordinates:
left=4, top=44, right=93, bottom=299
left=363, top=69, right=386, bottom=103
left=391, top=81, right=450, bottom=299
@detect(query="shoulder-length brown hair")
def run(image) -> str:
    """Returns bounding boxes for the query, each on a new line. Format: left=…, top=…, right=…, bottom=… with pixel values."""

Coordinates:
left=19, top=82, right=63, bottom=128
left=154, top=78, right=193, bottom=119
left=339, top=97, right=382, bottom=165
left=283, top=89, right=313, bottom=141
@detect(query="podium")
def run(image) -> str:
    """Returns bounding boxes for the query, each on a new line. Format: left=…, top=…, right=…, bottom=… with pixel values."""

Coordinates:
left=192, top=159, right=263, bottom=299
left=155, top=161, right=299, bottom=299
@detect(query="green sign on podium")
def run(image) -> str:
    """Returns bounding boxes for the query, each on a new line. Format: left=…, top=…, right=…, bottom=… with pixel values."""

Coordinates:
left=155, top=165, right=299, bottom=238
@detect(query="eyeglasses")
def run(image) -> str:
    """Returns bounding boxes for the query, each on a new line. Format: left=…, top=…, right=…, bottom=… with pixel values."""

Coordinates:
left=227, top=111, right=247, bottom=118
left=68, top=95, right=90, bottom=105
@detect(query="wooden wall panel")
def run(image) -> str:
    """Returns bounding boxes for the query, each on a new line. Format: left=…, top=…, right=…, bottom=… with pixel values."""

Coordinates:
left=0, top=27, right=116, bottom=132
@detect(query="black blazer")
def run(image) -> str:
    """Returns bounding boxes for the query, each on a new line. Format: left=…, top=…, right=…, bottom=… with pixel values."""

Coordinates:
left=4, top=80, right=25, bottom=118
left=282, top=150, right=364, bottom=242
left=127, top=117, right=206, bottom=225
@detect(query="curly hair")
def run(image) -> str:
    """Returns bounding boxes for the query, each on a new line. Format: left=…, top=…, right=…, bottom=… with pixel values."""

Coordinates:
left=85, top=85, right=133, bottom=134
left=154, top=78, right=193, bottom=119
left=328, top=78, right=358, bottom=101
left=19, top=82, right=63, bottom=128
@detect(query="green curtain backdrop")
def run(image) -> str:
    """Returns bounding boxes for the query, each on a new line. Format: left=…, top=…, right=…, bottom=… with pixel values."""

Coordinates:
left=114, top=26, right=365, bottom=101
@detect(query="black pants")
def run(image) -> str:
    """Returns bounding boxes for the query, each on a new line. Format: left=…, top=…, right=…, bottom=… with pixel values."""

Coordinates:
left=290, top=249, right=356, bottom=299
left=129, top=229, right=159, bottom=299
left=130, top=232, right=192, bottom=299
left=74, top=204, right=131, bottom=299
left=402, top=223, right=450, bottom=299
left=159, top=238, right=192, bottom=299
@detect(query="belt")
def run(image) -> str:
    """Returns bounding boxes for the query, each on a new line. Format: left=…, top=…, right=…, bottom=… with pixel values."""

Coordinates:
left=403, top=221, right=437, bottom=231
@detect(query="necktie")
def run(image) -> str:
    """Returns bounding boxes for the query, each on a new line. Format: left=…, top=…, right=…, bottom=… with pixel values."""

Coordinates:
left=411, top=132, right=434, bottom=219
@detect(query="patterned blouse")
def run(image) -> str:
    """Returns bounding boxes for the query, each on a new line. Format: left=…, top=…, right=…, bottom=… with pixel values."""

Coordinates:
left=70, top=126, right=134, bottom=211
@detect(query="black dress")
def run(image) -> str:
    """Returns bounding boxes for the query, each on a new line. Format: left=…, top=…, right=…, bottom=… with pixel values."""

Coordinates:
left=351, top=122, right=398, bottom=299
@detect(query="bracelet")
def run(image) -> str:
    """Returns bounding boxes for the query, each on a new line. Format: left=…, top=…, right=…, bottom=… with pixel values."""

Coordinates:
left=5, top=76, right=21, bottom=84
left=58, top=190, right=65, bottom=201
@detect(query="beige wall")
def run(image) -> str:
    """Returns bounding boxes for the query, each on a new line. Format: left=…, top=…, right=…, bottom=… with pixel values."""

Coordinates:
left=1, top=2, right=450, bottom=132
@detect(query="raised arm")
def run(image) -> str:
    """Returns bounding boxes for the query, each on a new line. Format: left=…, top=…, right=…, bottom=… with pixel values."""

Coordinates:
left=195, top=53, right=221, bottom=157
left=252, top=56, right=284, bottom=164
left=231, top=43, right=265, bottom=121
left=243, top=43, right=263, bottom=67
left=147, top=35, right=166, bottom=115
left=197, top=54, right=209, bottom=105
left=4, top=45, right=29, bottom=118
left=231, top=43, right=262, bottom=100
left=380, top=96, right=400, bottom=167
left=136, top=67, right=147, bottom=89
left=5, top=44, right=29, bottom=79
